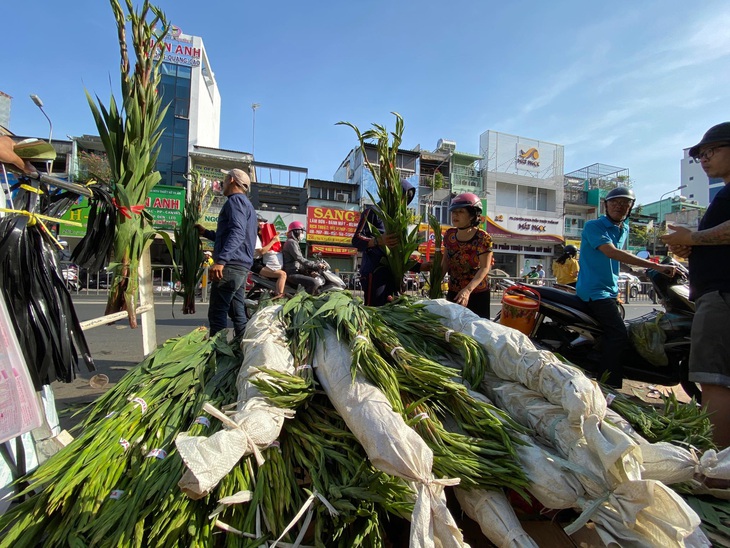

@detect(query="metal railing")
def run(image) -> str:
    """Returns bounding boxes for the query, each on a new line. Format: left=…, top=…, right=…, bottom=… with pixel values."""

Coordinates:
left=60, top=262, right=197, bottom=300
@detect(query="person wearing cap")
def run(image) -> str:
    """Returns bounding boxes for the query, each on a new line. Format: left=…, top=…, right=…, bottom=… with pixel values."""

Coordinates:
left=662, top=122, right=730, bottom=448
left=577, top=187, right=676, bottom=388
left=195, top=168, right=257, bottom=337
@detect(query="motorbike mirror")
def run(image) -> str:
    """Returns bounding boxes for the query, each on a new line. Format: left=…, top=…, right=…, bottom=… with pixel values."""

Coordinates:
left=636, top=250, right=651, bottom=260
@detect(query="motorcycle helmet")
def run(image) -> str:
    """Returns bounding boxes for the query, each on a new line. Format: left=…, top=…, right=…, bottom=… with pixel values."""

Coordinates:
left=287, top=221, right=306, bottom=240
left=604, top=187, right=635, bottom=221
left=448, top=193, right=482, bottom=227
left=401, top=179, right=416, bottom=205
left=563, top=244, right=578, bottom=257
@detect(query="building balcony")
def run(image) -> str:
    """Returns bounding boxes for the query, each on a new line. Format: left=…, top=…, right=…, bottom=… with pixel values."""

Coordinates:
left=564, top=188, right=588, bottom=205
left=563, top=226, right=583, bottom=238
left=419, top=174, right=450, bottom=189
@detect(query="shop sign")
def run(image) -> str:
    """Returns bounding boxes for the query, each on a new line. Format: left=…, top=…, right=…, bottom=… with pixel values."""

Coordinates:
left=490, top=214, right=562, bottom=239
left=59, top=185, right=185, bottom=237
left=306, top=206, right=360, bottom=244
left=515, top=143, right=541, bottom=171
left=310, top=244, right=357, bottom=256
left=151, top=28, right=201, bottom=67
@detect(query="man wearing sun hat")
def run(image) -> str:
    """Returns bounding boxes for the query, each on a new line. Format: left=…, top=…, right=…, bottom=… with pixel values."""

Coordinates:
left=663, top=122, right=730, bottom=448
left=196, top=168, right=257, bottom=338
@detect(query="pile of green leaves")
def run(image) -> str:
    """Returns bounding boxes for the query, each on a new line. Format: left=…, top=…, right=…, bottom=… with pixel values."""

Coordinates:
left=337, top=113, right=420, bottom=293
left=277, top=291, right=530, bottom=497
left=86, top=0, right=170, bottom=327
left=0, top=329, right=240, bottom=547
left=605, top=388, right=714, bottom=451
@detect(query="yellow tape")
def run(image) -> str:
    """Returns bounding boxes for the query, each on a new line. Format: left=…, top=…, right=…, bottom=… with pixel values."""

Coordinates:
left=0, top=208, right=82, bottom=227
left=20, top=184, right=43, bottom=194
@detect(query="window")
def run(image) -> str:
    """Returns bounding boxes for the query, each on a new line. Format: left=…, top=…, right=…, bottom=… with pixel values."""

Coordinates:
left=496, top=182, right=516, bottom=208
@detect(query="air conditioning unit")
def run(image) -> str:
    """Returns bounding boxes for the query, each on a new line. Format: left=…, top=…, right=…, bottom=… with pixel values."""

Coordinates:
left=335, top=193, right=349, bottom=202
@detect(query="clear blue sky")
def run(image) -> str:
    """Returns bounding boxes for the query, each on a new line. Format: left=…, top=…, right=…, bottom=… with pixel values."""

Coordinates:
left=3, top=0, right=728, bottom=204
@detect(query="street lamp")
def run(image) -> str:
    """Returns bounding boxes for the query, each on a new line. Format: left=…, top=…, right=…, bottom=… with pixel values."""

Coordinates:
left=653, top=184, right=687, bottom=255
left=251, top=103, right=260, bottom=156
left=30, top=94, right=53, bottom=143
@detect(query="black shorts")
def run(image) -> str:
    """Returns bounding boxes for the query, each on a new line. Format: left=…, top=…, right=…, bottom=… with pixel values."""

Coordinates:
left=251, top=258, right=264, bottom=274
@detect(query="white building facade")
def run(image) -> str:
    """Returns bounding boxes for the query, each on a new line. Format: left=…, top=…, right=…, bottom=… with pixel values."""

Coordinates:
left=479, top=130, right=565, bottom=277
left=680, top=148, right=724, bottom=207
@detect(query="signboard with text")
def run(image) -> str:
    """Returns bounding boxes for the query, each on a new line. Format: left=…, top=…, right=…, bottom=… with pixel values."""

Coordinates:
left=306, top=206, right=360, bottom=244
left=310, top=244, right=358, bottom=256
left=59, top=185, right=185, bottom=238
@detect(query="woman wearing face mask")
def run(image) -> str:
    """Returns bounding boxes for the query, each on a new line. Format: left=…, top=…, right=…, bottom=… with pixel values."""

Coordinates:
left=281, top=221, right=324, bottom=294
left=441, top=193, right=494, bottom=318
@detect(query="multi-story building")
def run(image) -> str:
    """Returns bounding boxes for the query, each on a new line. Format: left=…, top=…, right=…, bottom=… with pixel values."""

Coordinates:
left=563, top=163, right=630, bottom=248
left=156, top=26, right=221, bottom=188
left=681, top=148, right=723, bottom=207
left=333, top=142, right=420, bottom=211
left=480, top=130, right=565, bottom=277
left=0, top=91, right=11, bottom=130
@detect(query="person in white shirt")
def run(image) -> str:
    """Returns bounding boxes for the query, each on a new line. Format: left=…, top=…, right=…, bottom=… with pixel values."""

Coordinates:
left=254, top=218, right=287, bottom=297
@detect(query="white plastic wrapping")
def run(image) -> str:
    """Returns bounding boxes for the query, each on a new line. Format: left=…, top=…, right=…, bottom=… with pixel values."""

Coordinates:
left=176, top=306, right=294, bottom=498
left=454, top=487, right=538, bottom=548
left=313, top=328, right=467, bottom=548
left=422, top=299, right=606, bottom=425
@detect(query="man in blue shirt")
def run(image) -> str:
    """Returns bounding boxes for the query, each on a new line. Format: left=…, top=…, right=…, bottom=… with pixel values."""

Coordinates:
left=196, top=169, right=257, bottom=337
left=577, top=187, right=675, bottom=387
left=662, top=122, right=730, bottom=449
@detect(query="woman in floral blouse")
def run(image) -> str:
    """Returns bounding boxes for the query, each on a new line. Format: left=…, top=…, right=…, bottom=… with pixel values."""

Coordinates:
left=442, top=193, right=493, bottom=318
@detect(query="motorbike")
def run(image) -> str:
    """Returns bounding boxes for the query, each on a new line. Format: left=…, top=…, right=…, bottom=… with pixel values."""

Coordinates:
left=244, top=256, right=346, bottom=317
left=61, top=264, right=81, bottom=292
left=495, top=258, right=699, bottom=400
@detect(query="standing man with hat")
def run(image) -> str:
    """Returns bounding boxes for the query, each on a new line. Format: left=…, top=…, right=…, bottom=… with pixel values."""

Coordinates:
left=663, top=122, right=730, bottom=448
left=196, top=169, right=257, bottom=338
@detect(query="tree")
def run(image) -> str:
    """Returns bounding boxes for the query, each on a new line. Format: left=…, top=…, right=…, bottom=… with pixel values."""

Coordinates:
left=77, top=151, right=112, bottom=185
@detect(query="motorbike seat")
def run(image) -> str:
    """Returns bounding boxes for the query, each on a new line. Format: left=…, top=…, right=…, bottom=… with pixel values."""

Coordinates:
left=532, top=285, right=593, bottom=313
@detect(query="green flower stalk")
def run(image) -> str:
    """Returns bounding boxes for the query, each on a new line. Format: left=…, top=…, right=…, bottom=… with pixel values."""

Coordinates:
left=159, top=170, right=210, bottom=314
left=86, top=0, right=170, bottom=327
left=427, top=214, right=445, bottom=299
left=337, top=113, right=421, bottom=294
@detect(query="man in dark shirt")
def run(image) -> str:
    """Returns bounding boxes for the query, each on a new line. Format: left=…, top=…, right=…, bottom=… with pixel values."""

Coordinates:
left=196, top=169, right=257, bottom=337
left=662, top=122, right=730, bottom=448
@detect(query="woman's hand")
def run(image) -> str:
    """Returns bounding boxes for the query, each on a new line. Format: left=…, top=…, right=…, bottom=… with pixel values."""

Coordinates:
left=455, top=287, right=471, bottom=306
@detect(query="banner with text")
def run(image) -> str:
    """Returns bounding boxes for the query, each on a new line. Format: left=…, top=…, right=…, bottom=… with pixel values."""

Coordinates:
left=59, top=185, right=186, bottom=238
left=306, top=206, right=360, bottom=244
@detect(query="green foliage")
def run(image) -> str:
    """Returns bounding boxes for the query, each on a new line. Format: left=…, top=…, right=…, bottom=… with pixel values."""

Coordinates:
left=427, top=214, right=445, bottom=299
left=433, top=171, right=444, bottom=190
left=86, top=0, right=170, bottom=326
left=337, top=113, right=421, bottom=293
left=158, top=170, right=210, bottom=314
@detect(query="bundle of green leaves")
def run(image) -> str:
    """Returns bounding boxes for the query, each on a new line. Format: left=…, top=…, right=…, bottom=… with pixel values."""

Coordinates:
left=338, top=113, right=421, bottom=293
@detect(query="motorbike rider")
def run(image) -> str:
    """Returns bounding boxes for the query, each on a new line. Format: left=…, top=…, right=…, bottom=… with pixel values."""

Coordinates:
left=282, top=221, right=324, bottom=294
left=553, top=244, right=579, bottom=287
left=576, top=187, right=675, bottom=388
